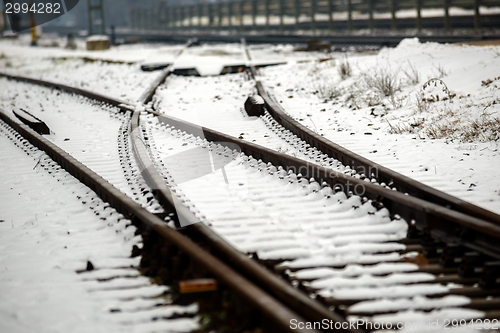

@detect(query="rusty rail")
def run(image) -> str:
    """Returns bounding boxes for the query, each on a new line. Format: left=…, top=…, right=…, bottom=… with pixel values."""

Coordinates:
left=0, top=108, right=324, bottom=333
left=3, top=47, right=500, bottom=329
left=242, top=40, right=500, bottom=227
left=1, top=70, right=355, bottom=332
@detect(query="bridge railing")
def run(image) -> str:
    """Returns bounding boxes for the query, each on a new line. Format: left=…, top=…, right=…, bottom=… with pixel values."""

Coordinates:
left=129, top=0, right=500, bottom=33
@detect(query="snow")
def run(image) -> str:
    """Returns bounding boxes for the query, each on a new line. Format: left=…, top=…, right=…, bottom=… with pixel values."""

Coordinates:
left=173, top=43, right=247, bottom=76
left=289, top=262, right=419, bottom=280
left=320, top=284, right=450, bottom=300
left=309, top=272, right=436, bottom=289
left=86, top=35, right=110, bottom=42
left=0, top=35, right=183, bottom=101
left=348, top=295, right=471, bottom=313
left=1, top=35, right=498, bottom=331
left=0, top=120, right=198, bottom=333
left=0, top=79, right=162, bottom=213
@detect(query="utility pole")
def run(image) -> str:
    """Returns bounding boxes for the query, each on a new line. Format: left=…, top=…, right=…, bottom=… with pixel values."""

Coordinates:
left=29, top=7, right=37, bottom=45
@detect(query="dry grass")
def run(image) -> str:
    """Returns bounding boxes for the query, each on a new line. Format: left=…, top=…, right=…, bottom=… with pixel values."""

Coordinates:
left=360, top=66, right=403, bottom=109
left=426, top=113, right=500, bottom=142
left=415, top=92, right=430, bottom=113
left=309, top=59, right=342, bottom=101
left=362, top=67, right=401, bottom=98
left=314, top=81, right=341, bottom=100
left=389, top=100, right=500, bottom=143
left=421, top=78, right=455, bottom=102
left=403, top=61, right=420, bottom=85
left=387, top=117, right=425, bottom=135
left=433, top=64, right=448, bottom=78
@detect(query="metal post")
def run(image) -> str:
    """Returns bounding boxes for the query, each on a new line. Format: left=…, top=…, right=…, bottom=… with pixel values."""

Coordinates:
left=198, top=4, right=202, bottom=28
left=180, top=6, right=184, bottom=29
left=171, top=7, right=175, bottom=29
left=390, top=0, right=397, bottom=30
left=369, top=0, right=374, bottom=31
left=311, top=0, right=316, bottom=31
left=416, top=0, right=422, bottom=31
left=189, top=5, right=193, bottom=29
left=149, top=9, right=153, bottom=32
left=172, top=7, right=176, bottom=29
left=154, top=8, right=158, bottom=31
left=228, top=1, right=233, bottom=29
left=218, top=0, right=222, bottom=30
left=252, top=0, right=257, bottom=29
left=170, top=6, right=174, bottom=29
left=265, top=0, right=270, bottom=30
left=175, top=6, right=182, bottom=30
left=474, top=0, right=481, bottom=30
left=209, top=3, right=214, bottom=29
left=294, top=0, right=300, bottom=30
left=328, top=0, right=334, bottom=30
left=444, top=0, right=450, bottom=30
left=239, top=0, right=244, bottom=31
left=142, top=8, right=146, bottom=31
left=279, top=0, right=285, bottom=32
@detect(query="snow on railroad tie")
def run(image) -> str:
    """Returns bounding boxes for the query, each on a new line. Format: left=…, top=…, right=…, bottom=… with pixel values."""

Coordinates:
left=0, top=122, right=198, bottom=333
left=0, top=79, right=163, bottom=214
left=259, top=38, right=500, bottom=215
left=141, top=115, right=486, bottom=330
left=0, top=39, right=185, bottom=103
left=172, top=43, right=247, bottom=76
left=154, top=73, right=351, bottom=174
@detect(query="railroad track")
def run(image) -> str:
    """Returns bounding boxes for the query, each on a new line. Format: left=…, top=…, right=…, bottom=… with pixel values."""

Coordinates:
left=1, top=39, right=500, bottom=332
left=0, top=89, right=199, bottom=331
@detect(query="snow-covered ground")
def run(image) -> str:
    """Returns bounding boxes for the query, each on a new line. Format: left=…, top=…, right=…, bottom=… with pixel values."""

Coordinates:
left=0, top=120, right=198, bottom=333
left=0, top=34, right=183, bottom=102
left=258, top=38, right=500, bottom=214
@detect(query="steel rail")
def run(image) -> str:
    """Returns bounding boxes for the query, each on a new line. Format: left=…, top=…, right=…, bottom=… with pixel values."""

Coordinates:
left=147, top=111, right=500, bottom=258
left=0, top=109, right=323, bottom=333
left=131, top=53, right=359, bottom=330
left=0, top=68, right=355, bottom=331
left=0, top=73, right=127, bottom=108
left=138, top=38, right=196, bottom=105
left=3, top=70, right=500, bottom=260
left=3, top=58, right=500, bottom=328
left=241, top=42, right=500, bottom=227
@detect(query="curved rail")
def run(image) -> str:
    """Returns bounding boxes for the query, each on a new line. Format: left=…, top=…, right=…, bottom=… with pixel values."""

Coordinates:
left=3, top=71, right=500, bottom=255
left=138, top=38, right=196, bottom=105
left=149, top=110, right=500, bottom=259
left=3, top=55, right=500, bottom=328
left=0, top=106, right=323, bottom=333
left=0, top=71, right=355, bottom=332
left=130, top=111, right=355, bottom=331
left=242, top=42, right=500, bottom=226
left=127, top=47, right=363, bottom=330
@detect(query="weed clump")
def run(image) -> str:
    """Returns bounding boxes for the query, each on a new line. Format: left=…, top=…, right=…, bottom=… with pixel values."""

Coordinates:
left=362, top=67, right=401, bottom=98
left=338, top=55, right=351, bottom=80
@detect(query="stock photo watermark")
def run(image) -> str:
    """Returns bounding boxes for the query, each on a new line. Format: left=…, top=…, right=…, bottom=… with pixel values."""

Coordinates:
left=290, top=318, right=499, bottom=331
left=3, top=0, right=80, bottom=32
